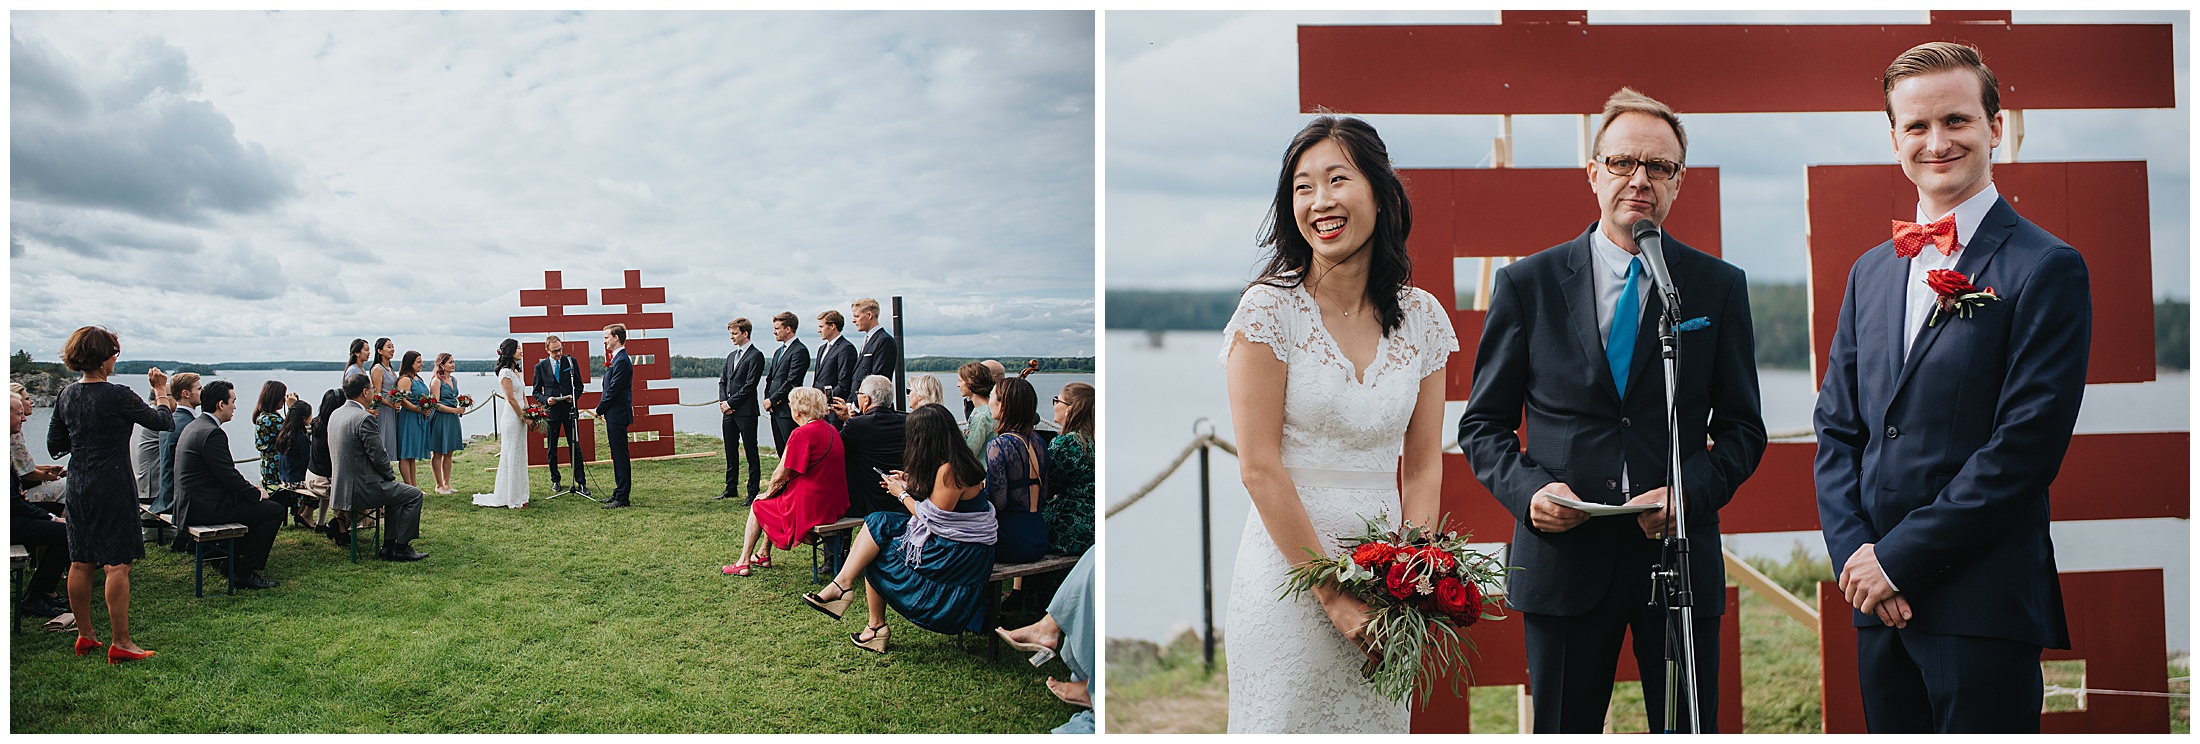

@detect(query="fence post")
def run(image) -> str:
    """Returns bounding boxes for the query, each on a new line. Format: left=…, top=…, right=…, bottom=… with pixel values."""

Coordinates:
left=1195, top=418, right=1216, bottom=674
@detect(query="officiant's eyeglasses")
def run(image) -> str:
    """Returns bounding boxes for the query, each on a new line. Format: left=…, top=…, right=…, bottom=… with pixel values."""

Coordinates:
left=1597, top=155, right=1682, bottom=181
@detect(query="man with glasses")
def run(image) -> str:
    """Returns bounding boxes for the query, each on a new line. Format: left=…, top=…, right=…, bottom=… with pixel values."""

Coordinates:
left=1457, top=87, right=1766, bottom=732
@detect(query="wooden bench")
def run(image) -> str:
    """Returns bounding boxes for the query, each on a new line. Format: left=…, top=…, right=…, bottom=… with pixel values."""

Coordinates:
left=809, top=517, right=867, bottom=584
left=183, top=523, right=248, bottom=598
left=10, top=544, right=26, bottom=633
left=335, top=507, right=386, bottom=564
left=983, top=554, right=1081, bottom=662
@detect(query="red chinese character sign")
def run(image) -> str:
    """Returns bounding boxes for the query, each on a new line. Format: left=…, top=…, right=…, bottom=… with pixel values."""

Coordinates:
left=510, top=270, right=678, bottom=465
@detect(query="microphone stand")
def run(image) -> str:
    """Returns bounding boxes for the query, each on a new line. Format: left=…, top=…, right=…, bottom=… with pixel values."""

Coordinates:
left=1648, top=288, right=1702, bottom=734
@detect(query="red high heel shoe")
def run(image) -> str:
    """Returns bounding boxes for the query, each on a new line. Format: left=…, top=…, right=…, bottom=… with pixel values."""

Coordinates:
left=107, top=646, right=156, bottom=664
left=73, top=636, right=104, bottom=656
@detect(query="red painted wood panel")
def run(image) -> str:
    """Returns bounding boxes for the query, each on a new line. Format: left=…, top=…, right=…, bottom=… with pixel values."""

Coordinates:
left=1805, top=162, right=2156, bottom=385
left=1301, top=21, right=2173, bottom=116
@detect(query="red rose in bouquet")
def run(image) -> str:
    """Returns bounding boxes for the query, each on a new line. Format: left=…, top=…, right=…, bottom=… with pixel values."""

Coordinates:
left=1353, top=541, right=1399, bottom=569
left=1384, top=562, right=1416, bottom=600
left=1434, top=577, right=1470, bottom=618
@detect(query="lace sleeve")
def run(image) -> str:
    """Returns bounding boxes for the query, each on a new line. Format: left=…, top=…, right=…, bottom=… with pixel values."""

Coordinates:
left=1219, top=284, right=1295, bottom=368
left=1403, top=287, right=1460, bottom=379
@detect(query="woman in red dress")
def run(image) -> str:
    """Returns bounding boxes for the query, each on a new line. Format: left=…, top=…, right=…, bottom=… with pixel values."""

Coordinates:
left=728, top=387, right=847, bottom=575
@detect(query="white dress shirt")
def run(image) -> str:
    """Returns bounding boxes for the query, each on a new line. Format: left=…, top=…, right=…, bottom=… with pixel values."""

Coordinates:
left=1589, top=227, right=1649, bottom=495
left=1902, top=183, right=1999, bottom=356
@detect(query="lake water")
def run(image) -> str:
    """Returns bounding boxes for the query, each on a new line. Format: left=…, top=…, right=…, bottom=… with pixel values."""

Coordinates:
left=1102, top=330, right=2191, bottom=651
left=23, top=370, right=1093, bottom=482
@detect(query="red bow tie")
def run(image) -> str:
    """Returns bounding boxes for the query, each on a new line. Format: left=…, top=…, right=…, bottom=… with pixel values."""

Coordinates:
left=1892, top=214, right=1958, bottom=259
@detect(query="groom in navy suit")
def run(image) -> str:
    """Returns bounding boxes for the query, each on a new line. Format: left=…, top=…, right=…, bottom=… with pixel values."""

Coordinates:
left=1458, top=88, right=1765, bottom=733
left=1814, top=42, right=2087, bottom=733
left=596, top=324, right=635, bottom=508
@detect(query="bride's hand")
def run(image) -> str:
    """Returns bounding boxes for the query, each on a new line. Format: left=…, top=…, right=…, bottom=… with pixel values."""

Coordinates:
left=1318, top=589, right=1380, bottom=663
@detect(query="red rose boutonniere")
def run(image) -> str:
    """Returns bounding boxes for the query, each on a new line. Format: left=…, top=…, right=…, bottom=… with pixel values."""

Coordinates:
left=1924, top=268, right=1998, bottom=327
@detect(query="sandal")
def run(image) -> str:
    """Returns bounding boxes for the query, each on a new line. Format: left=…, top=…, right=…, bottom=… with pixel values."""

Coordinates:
left=722, top=563, right=751, bottom=577
left=751, top=552, right=772, bottom=569
left=1045, top=677, right=1092, bottom=709
left=42, top=613, right=75, bottom=633
left=802, top=579, right=851, bottom=620
left=995, top=627, right=1058, bottom=667
left=851, top=623, right=889, bottom=654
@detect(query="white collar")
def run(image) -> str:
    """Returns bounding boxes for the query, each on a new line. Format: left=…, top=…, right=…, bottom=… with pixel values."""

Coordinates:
left=1916, top=182, right=1999, bottom=251
left=1589, top=224, right=1642, bottom=279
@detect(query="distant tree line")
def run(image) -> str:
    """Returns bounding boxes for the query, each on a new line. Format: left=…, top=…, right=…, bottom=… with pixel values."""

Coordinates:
left=1106, top=286, right=2192, bottom=371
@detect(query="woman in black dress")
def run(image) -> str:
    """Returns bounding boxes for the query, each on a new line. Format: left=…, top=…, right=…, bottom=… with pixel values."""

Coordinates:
left=47, top=326, right=175, bottom=663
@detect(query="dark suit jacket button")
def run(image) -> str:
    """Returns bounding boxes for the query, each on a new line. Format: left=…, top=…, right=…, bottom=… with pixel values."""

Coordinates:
left=1621, top=417, right=1631, bottom=427
left=1885, top=426, right=1899, bottom=439
left=1606, top=479, right=1619, bottom=491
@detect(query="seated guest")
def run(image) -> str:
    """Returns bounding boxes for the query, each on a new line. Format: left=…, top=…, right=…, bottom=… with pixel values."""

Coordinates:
left=995, top=550, right=1098, bottom=728
left=269, top=399, right=317, bottom=529
left=10, top=384, right=68, bottom=512
left=328, top=374, right=427, bottom=561
left=305, top=389, right=344, bottom=530
left=250, top=380, right=290, bottom=489
left=728, top=387, right=847, bottom=575
left=149, top=372, right=203, bottom=516
left=957, top=362, right=997, bottom=457
left=174, top=381, right=284, bottom=590
left=835, top=375, right=907, bottom=518
left=1045, top=382, right=1095, bottom=556
left=908, top=374, right=945, bottom=411
left=11, top=390, right=70, bottom=617
left=984, top=376, right=1050, bottom=564
left=801, top=404, right=994, bottom=652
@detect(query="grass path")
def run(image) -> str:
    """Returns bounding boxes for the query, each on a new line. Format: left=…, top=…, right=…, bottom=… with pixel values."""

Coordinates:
left=12, top=431, right=1074, bottom=733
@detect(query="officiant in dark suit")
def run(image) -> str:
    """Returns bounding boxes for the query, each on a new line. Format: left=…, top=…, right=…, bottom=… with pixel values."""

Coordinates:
left=595, top=324, right=634, bottom=509
left=532, top=334, right=588, bottom=497
left=173, top=381, right=284, bottom=589
left=715, top=317, right=766, bottom=502
left=851, top=297, right=898, bottom=388
left=763, top=311, right=811, bottom=455
left=1456, top=88, right=1765, bottom=733
left=813, top=309, right=859, bottom=408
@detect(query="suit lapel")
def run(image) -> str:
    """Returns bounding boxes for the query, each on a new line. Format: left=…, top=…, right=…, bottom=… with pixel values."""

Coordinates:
left=1891, top=197, right=2015, bottom=399
left=1622, top=237, right=1690, bottom=404
left=1559, top=231, right=1619, bottom=405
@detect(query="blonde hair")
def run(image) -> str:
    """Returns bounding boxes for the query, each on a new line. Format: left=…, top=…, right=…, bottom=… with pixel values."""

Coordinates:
left=788, top=386, right=829, bottom=421
left=1591, top=87, right=1687, bottom=164
left=1883, top=41, right=1999, bottom=126
left=909, top=375, right=945, bottom=409
left=851, top=298, right=880, bottom=316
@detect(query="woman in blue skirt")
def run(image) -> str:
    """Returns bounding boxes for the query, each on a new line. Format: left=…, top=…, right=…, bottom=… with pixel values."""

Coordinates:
left=801, top=404, right=993, bottom=653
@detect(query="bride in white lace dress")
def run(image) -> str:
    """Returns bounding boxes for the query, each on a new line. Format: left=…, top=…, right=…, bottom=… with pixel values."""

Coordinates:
left=1220, top=117, right=1455, bottom=733
left=473, top=339, right=530, bottom=509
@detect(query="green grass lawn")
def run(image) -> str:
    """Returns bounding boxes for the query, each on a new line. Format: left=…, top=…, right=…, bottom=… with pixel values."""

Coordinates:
left=12, top=431, right=1076, bottom=733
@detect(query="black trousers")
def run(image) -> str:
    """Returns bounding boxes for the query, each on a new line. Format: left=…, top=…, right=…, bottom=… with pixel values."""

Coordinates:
left=1857, top=624, right=2043, bottom=733
left=1521, top=567, right=1720, bottom=733
left=544, top=413, right=587, bottom=486
left=770, top=410, right=796, bottom=456
left=722, top=413, right=760, bottom=496
left=607, top=420, right=632, bottom=502
left=13, top=517, right=67, bottom=598
left=186, top=499, right=285, bottom=574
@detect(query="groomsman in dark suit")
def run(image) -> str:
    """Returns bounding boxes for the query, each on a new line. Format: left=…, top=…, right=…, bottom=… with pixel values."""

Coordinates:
left=595, top=324, right=634, bottom=509
left=763, top=311, right=810, bottom=455
left=532, top=335, right=589, bottom=497
left=1457, top=88, right=1765, bottom=733
left=1814, top=43, right=2086, bottom=733
left=715, top=317, right=766, bottom=502
left=174, top=381, right=284, bottom=589
left=813, top=309, right=859, bottom=409
left=850, top=297, right=898, bottom=389
left=149, top=372, right=202, bottom=516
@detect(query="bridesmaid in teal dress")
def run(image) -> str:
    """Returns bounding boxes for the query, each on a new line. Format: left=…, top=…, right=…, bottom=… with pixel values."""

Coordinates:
left=395, top=351, right=431, bottom=488
left=425, top=353, right=466, bottom=494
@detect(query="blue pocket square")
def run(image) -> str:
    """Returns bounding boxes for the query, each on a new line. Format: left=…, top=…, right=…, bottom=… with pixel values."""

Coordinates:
left=1676, top=316, right=1711, bottom=332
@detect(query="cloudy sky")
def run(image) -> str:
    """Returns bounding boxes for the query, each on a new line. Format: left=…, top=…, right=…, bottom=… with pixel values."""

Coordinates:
left=11, top=10, right=1095, bottom=364
left=1107, top=10, right=2190, bottom=299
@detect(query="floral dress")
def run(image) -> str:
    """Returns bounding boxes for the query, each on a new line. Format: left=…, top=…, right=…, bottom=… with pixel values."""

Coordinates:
left=254, top=412, right=283, bottom=487
left=1043, top=432, right=1094, bottom=556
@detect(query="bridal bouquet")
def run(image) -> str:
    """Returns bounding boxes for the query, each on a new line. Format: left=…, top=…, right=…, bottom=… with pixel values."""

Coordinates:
left=1281, top=515, right=1509, bottom=705
left=455, top=394, right=474, bottom=411
left=409, top=391, right=438, bottom=416
left=520, top=403, right=551, bottom=432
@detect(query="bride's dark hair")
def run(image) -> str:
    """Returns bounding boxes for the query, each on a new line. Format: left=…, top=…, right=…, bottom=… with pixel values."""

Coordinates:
left=495, top=339, right=521, bottom=373
left=1251, top=115, right=1414, bottom=338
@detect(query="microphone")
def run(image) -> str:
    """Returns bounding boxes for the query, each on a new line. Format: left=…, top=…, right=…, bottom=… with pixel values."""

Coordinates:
left=1631, top=218, right=1678, bottom=305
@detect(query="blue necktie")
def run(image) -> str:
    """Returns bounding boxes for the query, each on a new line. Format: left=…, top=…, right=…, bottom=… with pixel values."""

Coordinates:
left=1608, top=257, right=1641, bottom=397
